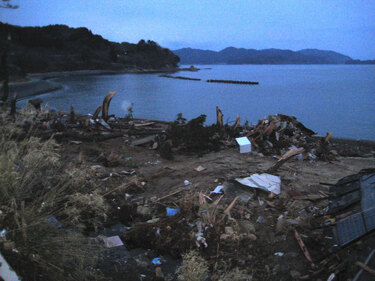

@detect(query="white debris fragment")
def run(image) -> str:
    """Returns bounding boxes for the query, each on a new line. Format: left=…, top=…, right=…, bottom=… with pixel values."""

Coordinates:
left=210, top=185, right=224, bottom=195
left=0, top=253, right=21, bottom=281
left=195, top=166, right=206, bottom=172
left=100, top=235, right=124, bottom=248
left=235, top=173, right=281, bottom=195
left=235, top=137, right=252, bottom=153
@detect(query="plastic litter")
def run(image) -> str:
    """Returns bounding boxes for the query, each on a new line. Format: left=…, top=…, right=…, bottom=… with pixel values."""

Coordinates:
left=210, top=185, right=224, bottom=194
left=256, top=216, right=266, bottom=223
left=152, top=258, right=162, bottom=265
left=45, top=216, right=64, bottom=229
left=120, top=170, right=136, bottom=175
left=0, top=229, right=7, bottom=238
left=166, top=208, right=180, bottom=216
left=146, top=160, right=161, bottom=165
left=308, top=152, right=317, bottom=160
left=147, top=218, right=160, bottom=224
left=100, top=235, right=124, bottom=248
left=184, top=180, right=191, bottom=186
left=195, top=165, right=206, bottom=172
left=235, top=173, right=281, bottom=195
left=0, top=253, right=21, bottom=281
left=274, top=252, right=284, bottom=256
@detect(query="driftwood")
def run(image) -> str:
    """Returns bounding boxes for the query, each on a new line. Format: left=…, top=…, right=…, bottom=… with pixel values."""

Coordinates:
left=134, top=122, right=155, bottom=127
left=28, top=98, right=43, bottom=111
left=92, top=105, right=102, bottom=120
left=231, top=115, right=241, bottom=130
left=70, top=105, right=75, bottom=124
left=293, top=193, right=328, bottom=201
left=155, top=186, right=190, bottom=202
left=62, top=131, right=123, bottom=142
left=224, top=196, right=239, bottom=215
left=102, top=91, right=116, bottom=121
left=267, top=147, right=304, bottom=173
left=43, top=131, right=122, bottom=142
left=216, top=106, right=223, bottom=127
left=1, top=50, right=9, bottom=102
left=10, top=92, right=17, bottom=116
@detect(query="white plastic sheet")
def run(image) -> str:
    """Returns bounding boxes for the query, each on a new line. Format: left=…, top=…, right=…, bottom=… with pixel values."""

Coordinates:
left=235, top=173, right=281, bottom=195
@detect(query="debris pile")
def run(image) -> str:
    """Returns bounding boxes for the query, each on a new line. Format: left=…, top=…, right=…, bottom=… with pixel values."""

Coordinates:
left=5, top=89, right=353, bottom=163
left=1, top=93, right=375, bottom=281
left=246, top=114, right=335, bottom=160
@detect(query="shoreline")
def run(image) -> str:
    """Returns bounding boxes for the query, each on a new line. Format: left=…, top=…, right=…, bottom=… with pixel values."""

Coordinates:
left=6, top=67, right=179, bottom=101
left=3, top=68, right=374, bottom=143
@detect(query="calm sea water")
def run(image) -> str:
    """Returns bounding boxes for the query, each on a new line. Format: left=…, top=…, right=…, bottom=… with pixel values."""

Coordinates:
left=19, top=65, right=375, bottom=140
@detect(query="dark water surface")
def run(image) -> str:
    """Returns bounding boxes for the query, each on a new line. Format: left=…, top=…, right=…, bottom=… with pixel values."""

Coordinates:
left=19, top=65, right=375, bottom=140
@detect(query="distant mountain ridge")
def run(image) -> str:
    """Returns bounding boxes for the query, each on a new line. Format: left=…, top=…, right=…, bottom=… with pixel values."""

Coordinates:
left=173, top=47, right=353, bottom=65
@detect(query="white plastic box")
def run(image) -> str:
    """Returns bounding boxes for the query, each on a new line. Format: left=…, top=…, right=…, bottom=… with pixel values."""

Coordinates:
left=235, top=137, right=252, bottom=153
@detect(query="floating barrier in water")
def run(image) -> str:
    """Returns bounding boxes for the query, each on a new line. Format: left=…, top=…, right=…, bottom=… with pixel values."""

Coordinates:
left=206, top=79, right=259, bottom=85
left=159, top=74, right=201, bottom=81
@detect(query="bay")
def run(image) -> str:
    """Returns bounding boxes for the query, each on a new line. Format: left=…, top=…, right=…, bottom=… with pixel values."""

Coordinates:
left=19, top=65, right=375, bottom=140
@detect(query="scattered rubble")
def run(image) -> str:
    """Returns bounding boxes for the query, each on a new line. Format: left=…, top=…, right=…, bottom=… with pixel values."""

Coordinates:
left=1, top=92, right=375, bottom=281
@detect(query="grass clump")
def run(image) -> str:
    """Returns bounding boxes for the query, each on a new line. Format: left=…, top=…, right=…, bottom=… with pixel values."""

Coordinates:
left=0, top=108, right=106, bottom=280
left=178, top=250, right=209, bottom=281
left=213, top=267, right=253, bottom=281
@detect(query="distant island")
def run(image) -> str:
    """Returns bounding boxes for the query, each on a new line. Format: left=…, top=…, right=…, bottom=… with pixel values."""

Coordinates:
left=174, top=47, right=374, bottom=65
left=0, top=22, right=180, bottom=78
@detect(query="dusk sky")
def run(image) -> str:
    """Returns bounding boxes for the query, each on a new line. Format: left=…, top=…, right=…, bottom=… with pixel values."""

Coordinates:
left=1, top=0, right=374, bottom=59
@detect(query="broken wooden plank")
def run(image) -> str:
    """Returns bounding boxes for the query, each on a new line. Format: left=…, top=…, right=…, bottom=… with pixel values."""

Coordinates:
left=130, top=135, right=155, bottom=146
left=224, top=196, right=239, bottom=215
left=353, top=249, right=375, bottom=281
left=267, top=147, right=304, bottom=173
left=293, top=193, right=328, bottom=201
left=231, top=115, right=240, bottom=130
left=134, top=122, right=155, bottom=127
left=294, top=229, right=315, bottom=268
left=155, top=186, right=189, bottom=202
left=355, top=261, right=375, bottom=276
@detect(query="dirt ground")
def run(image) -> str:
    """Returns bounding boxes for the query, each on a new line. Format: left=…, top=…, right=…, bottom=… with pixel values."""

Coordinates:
left=2, top=103, right=375, bottom=280
left=59, top=134, right=375, bottom=281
